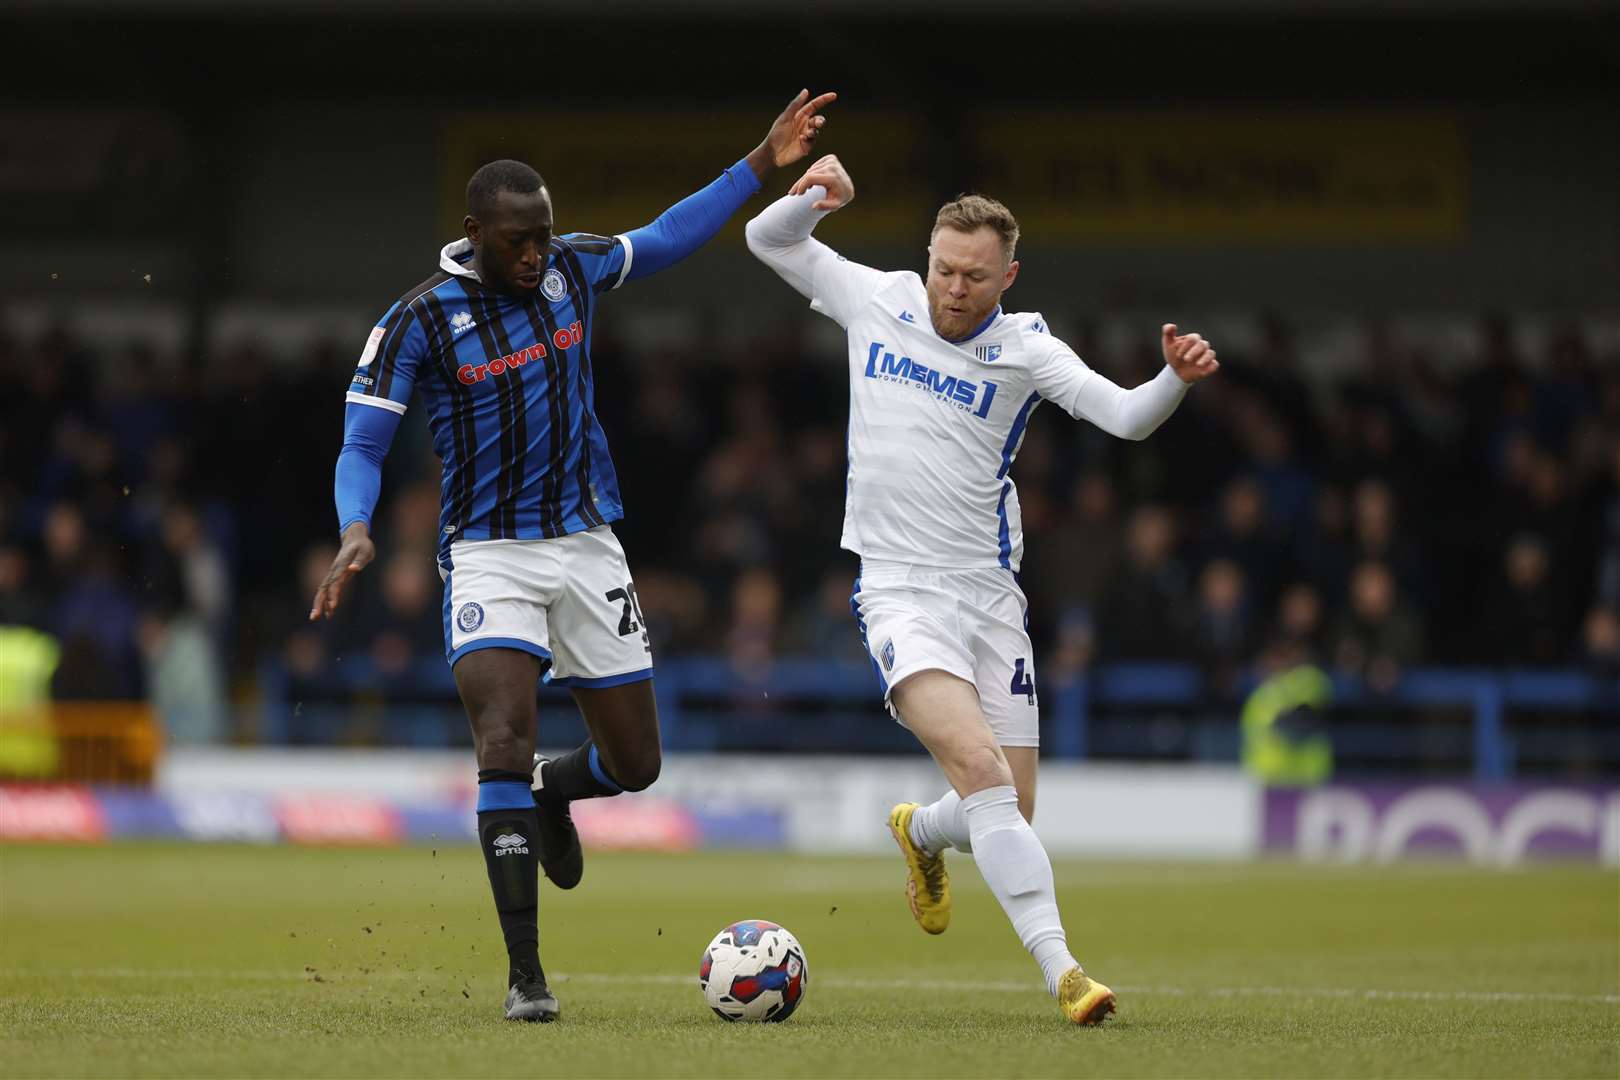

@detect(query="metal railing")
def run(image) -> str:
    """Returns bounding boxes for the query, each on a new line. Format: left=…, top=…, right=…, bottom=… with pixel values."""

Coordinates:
left=256, top=657, right=1620, bottom=778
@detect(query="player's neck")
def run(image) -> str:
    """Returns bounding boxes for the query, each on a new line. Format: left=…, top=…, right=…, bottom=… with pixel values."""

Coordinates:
left=942, top=305, right=1002, bottom=344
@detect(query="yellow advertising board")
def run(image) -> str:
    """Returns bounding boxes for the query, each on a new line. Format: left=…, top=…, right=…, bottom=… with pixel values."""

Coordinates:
left=969, top=111, right=1466, bottom=244
left=442, top=110, right=1465, bottom=248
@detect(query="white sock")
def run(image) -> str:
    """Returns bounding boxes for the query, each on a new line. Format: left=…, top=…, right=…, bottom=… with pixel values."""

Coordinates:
left=908, top=789, right=972, bottom=855
left=962, top=785, right=1079, bottom=998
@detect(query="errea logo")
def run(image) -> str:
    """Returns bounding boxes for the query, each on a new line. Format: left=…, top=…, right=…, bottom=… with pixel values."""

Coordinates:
left=450, top=311, right=477, bottom=336
left=493, top=833, right=529, bottom=856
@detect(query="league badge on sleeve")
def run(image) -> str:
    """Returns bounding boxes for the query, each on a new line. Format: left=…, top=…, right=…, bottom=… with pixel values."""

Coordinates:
left=356, top=325, right=386, bottom=368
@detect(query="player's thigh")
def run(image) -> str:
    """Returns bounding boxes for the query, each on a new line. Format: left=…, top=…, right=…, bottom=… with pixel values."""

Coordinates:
left=1003, top=745, right=1037, bottom=823
left=570, top=680, right=661, bottom=791
left=890, top=669, right=1012, bottom=797
left=966, top=574, right=1042, bottom=755
left=453, top=647, right=545, bottom=771
left=441, top=540, right=559, bottom=670
left=853, top=580, right=975, bottom=717
left=545, top=527, right=655, bottom=685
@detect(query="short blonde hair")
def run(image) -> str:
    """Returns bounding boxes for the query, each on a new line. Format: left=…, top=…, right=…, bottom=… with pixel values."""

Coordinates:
left=931, top=194, right=1020, bottom=264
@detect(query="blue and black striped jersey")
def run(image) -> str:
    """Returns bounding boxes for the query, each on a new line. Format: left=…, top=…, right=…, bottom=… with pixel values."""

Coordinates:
left=346, top=234, right=632, bottom=554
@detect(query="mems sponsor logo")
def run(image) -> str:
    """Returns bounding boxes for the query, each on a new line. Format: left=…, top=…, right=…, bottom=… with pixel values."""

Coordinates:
left=863, top=341, right=998, bottom=418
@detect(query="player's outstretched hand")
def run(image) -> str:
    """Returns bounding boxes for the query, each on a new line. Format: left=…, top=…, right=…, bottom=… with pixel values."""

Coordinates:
left=748, top=89, right=838, bottom=177
left=787, top=154, right=854, bottom=211
left=309, top=522, right=376, bottom=621
left=1161, top=324, right=1220, bottom=384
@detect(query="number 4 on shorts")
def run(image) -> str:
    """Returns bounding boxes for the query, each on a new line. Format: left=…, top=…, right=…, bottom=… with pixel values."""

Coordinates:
left=1010, top=658, right=1035, bottom=704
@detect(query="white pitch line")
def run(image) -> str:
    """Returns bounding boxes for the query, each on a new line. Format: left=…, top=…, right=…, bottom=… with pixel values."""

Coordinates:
left=2, top=968, right=1615, bottom=1006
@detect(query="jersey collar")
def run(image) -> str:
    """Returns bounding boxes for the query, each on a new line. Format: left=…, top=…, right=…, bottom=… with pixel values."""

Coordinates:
left=946, top=305, right=1002, bottom=345
left=440, top=238, right=480, bottom=281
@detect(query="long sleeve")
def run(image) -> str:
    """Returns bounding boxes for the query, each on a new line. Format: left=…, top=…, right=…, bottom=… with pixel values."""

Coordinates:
left=1030, top=336, right=1189, bottom=441
left=617, top=158, right=762, bottom=282
left=334, top=401, right=402, bottom=533
left=745, top=188, right=889, bottom=327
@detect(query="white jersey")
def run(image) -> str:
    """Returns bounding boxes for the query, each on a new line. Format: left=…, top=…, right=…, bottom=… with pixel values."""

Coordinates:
left=746, top=191, right=1190, bottom=572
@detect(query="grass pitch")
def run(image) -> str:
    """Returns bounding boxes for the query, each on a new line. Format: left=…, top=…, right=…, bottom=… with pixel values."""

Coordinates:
left=1, top=843, right=1615, bottom=1078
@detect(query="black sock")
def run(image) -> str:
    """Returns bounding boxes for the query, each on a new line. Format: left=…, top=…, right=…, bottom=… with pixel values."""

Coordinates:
left=536, top=742, right=623, bottom=803
left=476, top=770, right=543, bottom=985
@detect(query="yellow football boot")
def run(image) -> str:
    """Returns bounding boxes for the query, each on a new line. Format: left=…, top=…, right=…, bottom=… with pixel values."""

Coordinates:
left=1057, top=966, right=1116, bottom=1026
left=887, top=802, right=950, bottom=935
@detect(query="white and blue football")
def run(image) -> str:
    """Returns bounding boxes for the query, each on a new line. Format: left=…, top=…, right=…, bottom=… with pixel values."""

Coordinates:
left=698, top=919, right=809, bottom=1022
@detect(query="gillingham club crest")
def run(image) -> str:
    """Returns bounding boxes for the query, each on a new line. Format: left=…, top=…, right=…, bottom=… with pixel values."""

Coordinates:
left=541, top=269, right=567, bottom=303
left=457, top=602, right=485, bottom=633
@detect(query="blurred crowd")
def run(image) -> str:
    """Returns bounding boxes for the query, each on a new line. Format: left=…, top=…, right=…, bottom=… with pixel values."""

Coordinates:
left=2, top=312, right=1618, bottom=742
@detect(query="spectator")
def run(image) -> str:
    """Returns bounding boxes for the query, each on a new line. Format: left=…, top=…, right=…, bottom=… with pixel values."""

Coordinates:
left=1329, top=560, right=1424, bottom=693
left=1349, top=478, right=1425, bottom=603
left=1189, top=558, right=1253, bottom=697
left=1199, top=475, right=1284, bottom=607
left=348, top=551, right=443, bottom=677
left=1272, top=582, right=1327, bottom=662
left=634, top=570, right=711, bottom=656
left=1486, top=534, right=1570, bottom=665
left=726, top=567, right=783, bottom=676
left=1023, top=470, right=1122, bottom=636
left=1578, top=607, right=1620, bottom=677
left=0, top=546, right=47, bottom=630
left=52, top=542, right=142, bottom=700
left=1098, top=505, right=1191, bottom=660
left=786, top=566, right=868, bottom=666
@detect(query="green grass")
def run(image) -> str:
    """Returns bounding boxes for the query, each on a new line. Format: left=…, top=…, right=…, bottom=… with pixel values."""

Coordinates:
left=1, top=844, right=1615, bottom=1078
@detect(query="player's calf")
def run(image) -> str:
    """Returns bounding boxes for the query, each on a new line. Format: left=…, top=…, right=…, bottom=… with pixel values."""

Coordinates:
left=476, top=770, right=558, bottom=1016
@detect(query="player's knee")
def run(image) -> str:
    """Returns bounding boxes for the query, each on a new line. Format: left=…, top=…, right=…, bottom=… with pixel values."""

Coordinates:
left=471, top=712, right=531, bottom=772
left=610, top=745, right=661, bottom=792
left=951, top=742, right=1013, bottom=796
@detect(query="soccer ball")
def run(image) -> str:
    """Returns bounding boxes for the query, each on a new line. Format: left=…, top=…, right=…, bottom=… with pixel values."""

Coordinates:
left=698, top=919, right=809, bottom=1022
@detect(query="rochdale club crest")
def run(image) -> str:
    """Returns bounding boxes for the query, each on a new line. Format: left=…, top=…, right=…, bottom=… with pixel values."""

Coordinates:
left=541, top=269, right=567, bottom=303
left=457, top=602, right=485, bottom=633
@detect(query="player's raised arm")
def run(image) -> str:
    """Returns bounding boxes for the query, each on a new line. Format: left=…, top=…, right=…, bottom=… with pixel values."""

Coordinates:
left=745, top=154, right=887, bottom=327
left=1028, top=323, right=1218, bottom=442
left=586, top=89, right=836, bottom=289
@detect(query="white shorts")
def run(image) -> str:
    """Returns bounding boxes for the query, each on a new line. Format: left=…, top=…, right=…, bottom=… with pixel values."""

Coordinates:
left=439, top=526, right=654, bottom=688
left=850, top=560, right=1040, bottom=748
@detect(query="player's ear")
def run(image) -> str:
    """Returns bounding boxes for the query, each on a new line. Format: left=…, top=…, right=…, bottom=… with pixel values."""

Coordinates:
left=464, top=215, right=481, bottom=245
left=1002, top=260, right=1019, bottom=293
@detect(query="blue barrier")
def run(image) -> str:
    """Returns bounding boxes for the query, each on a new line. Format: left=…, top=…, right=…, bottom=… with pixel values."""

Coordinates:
left=257, top=657, right=1620, bottom=778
